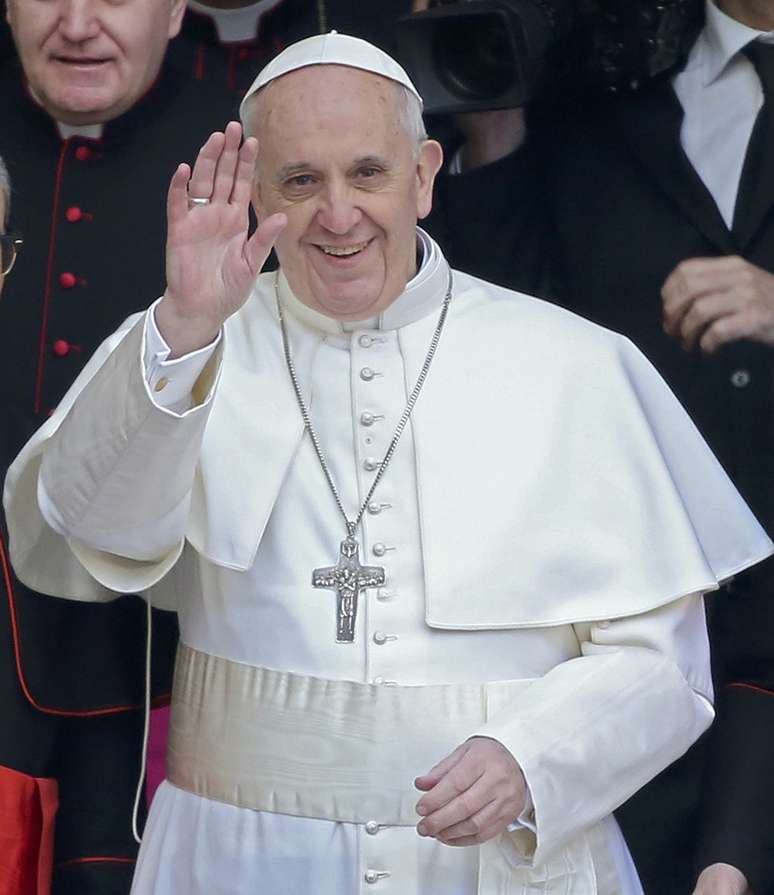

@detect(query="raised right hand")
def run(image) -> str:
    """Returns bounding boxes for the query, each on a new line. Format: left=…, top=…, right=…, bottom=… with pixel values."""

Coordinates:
left=157, top=121, right=287, bottom=357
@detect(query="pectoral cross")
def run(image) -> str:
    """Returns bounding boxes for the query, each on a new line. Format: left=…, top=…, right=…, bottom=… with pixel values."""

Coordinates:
left=312, top=536, right=385, bottom=643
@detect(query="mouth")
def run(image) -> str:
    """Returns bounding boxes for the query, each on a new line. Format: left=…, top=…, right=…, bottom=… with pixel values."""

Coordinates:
left=316, top=240, right=371, bottom=258
left=53, top=56, right=112, bottom=68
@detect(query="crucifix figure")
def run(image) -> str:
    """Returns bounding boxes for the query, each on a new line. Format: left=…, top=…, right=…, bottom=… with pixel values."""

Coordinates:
left=312, top=536, right=386, bottom=642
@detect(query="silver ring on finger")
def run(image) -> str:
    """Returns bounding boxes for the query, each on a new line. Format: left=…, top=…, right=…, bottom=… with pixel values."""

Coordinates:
left=188, top=195, right=211, bottom=207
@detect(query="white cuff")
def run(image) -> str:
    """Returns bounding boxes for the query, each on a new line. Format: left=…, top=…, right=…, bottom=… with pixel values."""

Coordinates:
left=144, top=298, right=221, bottom=412
left=508, top=786, right=536, bottom=833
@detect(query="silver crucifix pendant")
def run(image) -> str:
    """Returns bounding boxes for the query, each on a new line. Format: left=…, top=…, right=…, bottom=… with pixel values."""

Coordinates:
left=312, top=535, right=386, bottom=643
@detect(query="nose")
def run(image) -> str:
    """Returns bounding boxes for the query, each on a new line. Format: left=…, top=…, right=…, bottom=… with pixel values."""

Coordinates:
left=316, top=182, right=363, bottom=236
left=58, top=0, right=101, bottom=43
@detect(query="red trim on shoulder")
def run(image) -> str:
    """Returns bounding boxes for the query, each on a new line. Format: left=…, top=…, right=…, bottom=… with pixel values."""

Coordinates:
left=727, top=682, right=774, bottom=698
left=55, top=856, right=136, bottom=869
left=0, top=532, right=171, bottom=716
left=34, top=142, right=68, bottom=416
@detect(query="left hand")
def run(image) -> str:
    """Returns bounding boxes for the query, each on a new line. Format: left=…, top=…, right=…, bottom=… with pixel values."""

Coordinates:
left=691, top=862, right=752, bottom=895
left=661, top=255, right=774, bottom=354
left=414, top=736, right=526, bottom=846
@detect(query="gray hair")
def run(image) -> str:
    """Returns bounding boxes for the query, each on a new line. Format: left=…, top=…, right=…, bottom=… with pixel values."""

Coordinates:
left=394, top=82, right=428, bottom=151
left=241, top=78, right=428, bottom=154
left=0, top=156, right=9, bottom=224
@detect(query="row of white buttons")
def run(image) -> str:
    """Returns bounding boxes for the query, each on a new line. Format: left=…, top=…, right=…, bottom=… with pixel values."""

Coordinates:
left=357, top=336, right=400, bottom=659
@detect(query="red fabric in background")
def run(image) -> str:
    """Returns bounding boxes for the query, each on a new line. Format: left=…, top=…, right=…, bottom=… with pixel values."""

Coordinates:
left=0, top=765, right=58, bottom=895
left=145, top=706, right=170, bottom=807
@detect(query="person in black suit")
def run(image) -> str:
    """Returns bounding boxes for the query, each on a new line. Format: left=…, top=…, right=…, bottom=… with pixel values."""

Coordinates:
left=426, top=1, right=774, bottom=894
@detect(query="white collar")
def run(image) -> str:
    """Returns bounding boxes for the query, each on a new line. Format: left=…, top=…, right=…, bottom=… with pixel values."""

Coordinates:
left=56, top=121, right=104, bottom=140
left=186, top=0, right=284, bottom=43
left=276, top=229, right=451, bottom=340
left=693, top=0, right=774, bottom=86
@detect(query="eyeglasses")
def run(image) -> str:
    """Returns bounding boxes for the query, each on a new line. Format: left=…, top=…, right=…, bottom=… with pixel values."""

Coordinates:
left=0, top=233, right=23, bottom=276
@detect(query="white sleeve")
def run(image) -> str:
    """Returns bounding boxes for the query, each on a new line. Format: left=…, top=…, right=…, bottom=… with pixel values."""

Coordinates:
left=34, top=312, right=222, bottom=592
left=471, top=592, right=713, bottom=867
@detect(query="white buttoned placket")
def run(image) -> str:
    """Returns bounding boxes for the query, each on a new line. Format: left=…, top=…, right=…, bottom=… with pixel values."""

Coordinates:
left=347, top=324, right=424, bottom=891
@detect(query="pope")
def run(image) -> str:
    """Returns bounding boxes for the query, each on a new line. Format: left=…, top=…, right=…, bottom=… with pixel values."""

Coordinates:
left=4, top=32, right=773, bottom=895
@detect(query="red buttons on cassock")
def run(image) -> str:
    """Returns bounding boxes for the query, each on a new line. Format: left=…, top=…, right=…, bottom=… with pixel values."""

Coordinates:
left=238, top=48, right=250, bottom=61
left=75, top=146, right=92, bottom=161
left=59, top=272, right=77, bottom=289
left=65, top=206, right=83, bottom=223
left=53, top=340, right=71, bottom=357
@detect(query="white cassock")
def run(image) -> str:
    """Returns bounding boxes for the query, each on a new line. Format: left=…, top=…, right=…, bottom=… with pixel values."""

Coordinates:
left=5, top=232, right=771, bottom=895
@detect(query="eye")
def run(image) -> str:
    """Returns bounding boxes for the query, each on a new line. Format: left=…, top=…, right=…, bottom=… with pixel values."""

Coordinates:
left=287, top=174, right=315, bottom=188
left=357, top=167, right=382, bottom=179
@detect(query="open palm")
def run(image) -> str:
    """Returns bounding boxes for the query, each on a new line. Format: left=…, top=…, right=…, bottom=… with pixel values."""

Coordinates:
left=160, top=121, right=286, bottom=355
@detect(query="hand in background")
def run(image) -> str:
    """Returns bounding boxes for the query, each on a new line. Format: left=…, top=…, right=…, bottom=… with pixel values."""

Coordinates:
left=692, top=862, right=752, bottom=895
left=662, top=256, right=774, bottom=354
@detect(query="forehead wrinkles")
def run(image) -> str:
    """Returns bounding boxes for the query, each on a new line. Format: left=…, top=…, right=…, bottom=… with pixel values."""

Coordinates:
left=256, top=67, right=403, bottom=157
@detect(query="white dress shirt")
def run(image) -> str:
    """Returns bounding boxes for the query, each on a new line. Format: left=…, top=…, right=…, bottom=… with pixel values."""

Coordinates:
left=673, top=0, right=774, bottom=228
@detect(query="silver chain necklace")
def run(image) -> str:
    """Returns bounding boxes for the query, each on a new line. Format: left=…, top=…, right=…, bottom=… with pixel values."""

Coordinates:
left=275, top=269, right=453, bottom=643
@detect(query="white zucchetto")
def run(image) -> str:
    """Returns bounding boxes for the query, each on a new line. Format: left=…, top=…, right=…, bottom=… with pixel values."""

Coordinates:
left=239, top=31, right=423, bottom=123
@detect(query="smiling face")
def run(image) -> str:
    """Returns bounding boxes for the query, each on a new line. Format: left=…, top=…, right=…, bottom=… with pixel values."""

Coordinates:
left=251, top=65, right=443, bottom=321
left=6, top=0, right=185, bottom=125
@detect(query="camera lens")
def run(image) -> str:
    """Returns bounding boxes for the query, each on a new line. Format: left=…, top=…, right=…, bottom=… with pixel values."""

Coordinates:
left=433, top=14, right=517, bottom=100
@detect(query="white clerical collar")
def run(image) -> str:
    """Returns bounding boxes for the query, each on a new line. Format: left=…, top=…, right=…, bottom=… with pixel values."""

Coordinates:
left=276, top=228, right=450, bottom=338
left=56, top=121, right=104, bottom=140
left=187, top=0, right=284, bottom=43
left=694, top=0, right=774, bottom=86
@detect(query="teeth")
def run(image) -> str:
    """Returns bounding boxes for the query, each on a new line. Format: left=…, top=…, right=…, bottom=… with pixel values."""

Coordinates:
left=320, top=242, right=368, bottom=257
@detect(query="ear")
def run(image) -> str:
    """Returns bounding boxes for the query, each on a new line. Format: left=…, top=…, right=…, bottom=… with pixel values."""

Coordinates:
left=168, top=0, right=186, bottom=39
left=415, top=140, right=444, bottom=221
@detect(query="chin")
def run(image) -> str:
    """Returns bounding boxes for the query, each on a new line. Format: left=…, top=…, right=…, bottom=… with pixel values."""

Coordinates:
left=319, top=289, right=383, bottom=320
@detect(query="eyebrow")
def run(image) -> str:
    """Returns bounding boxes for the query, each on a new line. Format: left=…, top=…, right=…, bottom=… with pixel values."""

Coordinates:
left=350, top=156, right=390, bottom=169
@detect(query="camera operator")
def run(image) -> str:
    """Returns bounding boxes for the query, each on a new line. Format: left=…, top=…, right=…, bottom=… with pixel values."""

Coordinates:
left=417, top=1, right=774, bottom=894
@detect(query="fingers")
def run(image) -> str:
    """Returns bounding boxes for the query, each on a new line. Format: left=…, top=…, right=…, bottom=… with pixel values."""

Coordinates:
left=691, top=862, right=749, bottom=895
left=231, top=137, right=259, bottom=208
left=662, top=255, right=748, bottom=337
left=167, top=163, right=192, bottom=227
left=415, top=743, right=468, bottom=796
left=244, top=212, right=287, bottom=276
left=699, top=313, right=748, bottom=355
left=212, top=121, right=244, bottom=203
left=417, top=775, right=494, bottom=839
left=186, top=122, right=250, bottom=206
left=676, top=290, right=735, bottom=351
left=416, top=746, right=483, bottom=817
left=188, top=130, right=226, bottom=202
left=662, top=255, right=774, bottom=353
left=432, top=799, right=505, bottom=847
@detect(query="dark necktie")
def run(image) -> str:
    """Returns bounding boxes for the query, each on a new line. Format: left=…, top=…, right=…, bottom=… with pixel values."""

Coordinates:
left=732, top=39, right=774, bottom=240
